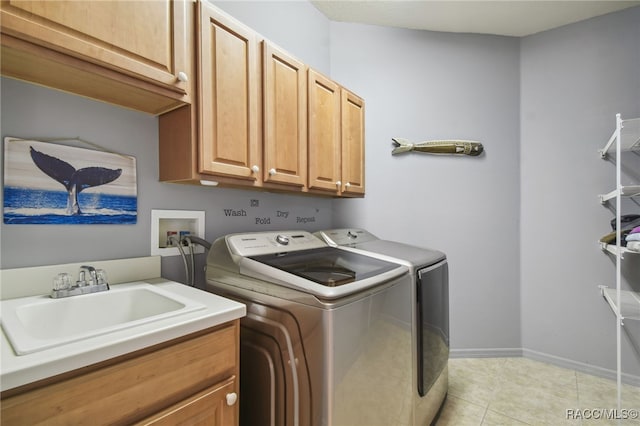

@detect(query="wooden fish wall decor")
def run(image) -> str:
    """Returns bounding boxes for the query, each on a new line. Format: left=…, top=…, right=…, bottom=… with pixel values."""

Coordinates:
left=392, top=138, right=484, bottom=156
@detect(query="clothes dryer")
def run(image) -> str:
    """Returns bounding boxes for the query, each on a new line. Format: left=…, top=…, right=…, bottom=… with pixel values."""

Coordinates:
left=315, top=229, right=449, bottom=425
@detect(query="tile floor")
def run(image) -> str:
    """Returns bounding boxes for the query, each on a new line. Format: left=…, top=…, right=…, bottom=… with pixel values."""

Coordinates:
left=435, top=358, right=640, bottom=425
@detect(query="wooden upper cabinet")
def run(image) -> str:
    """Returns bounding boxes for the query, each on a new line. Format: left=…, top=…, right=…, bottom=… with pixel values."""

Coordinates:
left=308, top=69, right=341, bottom=192
left=0, top=0, right=190, bottom=114
left=156, top=3, right=364, bottom=197
left=263, top=41, right=307, bottom=187
left=341, top=89, right=365, bottom=195
left=198, top=2, right=261, bottom=181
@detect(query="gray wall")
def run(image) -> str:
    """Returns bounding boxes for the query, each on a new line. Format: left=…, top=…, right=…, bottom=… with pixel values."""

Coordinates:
left=329, top=23, right=522, bottom=353
left=520, top=7, right=640, bottom=378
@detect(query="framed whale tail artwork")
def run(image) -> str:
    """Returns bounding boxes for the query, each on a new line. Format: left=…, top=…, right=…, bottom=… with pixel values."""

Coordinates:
left=3, top=137, right=137, bottom=225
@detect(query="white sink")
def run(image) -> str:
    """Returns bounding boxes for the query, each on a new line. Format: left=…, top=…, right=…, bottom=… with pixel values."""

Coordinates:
left=1, top=283, right=206, bottom=355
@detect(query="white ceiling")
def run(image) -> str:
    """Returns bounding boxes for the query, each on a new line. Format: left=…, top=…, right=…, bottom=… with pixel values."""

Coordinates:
left=310, top=1, right=640, bottom=37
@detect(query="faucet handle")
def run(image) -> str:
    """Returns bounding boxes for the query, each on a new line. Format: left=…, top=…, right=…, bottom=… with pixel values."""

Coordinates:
left=96, top=269, right=108, bottom=286
left=53, top=273, right=72, bottom=291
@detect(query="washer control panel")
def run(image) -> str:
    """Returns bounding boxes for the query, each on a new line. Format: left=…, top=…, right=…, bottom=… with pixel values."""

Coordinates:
left=226, top=231, right=326, bottom=257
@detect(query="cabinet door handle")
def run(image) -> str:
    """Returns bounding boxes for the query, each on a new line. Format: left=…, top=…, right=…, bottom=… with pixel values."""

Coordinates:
left=269, top=168, right=277, bottom=176
left=336, top=181, right=342, bottom=187
left=177, top=71, right=188, bottom=82
left=251, top=165, right=260, bottom=173
left=344, top=182, right=351, bottom=188
left=226, top=392, right=238, bottom=406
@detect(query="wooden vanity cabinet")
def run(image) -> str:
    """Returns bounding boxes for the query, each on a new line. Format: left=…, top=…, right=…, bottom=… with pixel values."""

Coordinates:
left=0, top=321, right=240, bottom=426
left=138, top=378, right=237, bottom=425
left=0, top=0, right=190, bottom=114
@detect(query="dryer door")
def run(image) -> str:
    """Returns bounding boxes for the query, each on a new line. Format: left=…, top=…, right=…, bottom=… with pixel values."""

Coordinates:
left=417, top=260, right=449, bottom=397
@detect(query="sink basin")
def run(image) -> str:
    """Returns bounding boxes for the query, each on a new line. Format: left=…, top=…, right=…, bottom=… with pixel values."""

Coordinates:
left=1, top=283, right=206, bottom=355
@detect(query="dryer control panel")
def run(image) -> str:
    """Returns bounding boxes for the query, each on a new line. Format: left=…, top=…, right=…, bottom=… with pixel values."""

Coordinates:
left=226, top=231, right=326, bottom=257
left=316, top=229, right=379, bottom=246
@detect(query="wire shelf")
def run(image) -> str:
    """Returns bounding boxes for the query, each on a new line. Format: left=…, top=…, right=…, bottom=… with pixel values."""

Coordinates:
left=600, top=286, right=640, bottom=322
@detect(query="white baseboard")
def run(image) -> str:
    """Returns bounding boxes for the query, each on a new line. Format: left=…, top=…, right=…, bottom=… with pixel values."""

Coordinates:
left=450, top=347, right=640, bottom=387
left=450, top=348, right=522, bottom=358
left=522, top=348, right=640, bottom=387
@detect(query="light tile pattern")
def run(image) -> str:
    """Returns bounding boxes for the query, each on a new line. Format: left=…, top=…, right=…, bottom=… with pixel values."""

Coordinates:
left=436, top=358, right=640, bottom=426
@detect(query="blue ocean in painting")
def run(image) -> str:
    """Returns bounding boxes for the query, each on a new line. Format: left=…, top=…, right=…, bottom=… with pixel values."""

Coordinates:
left=3, top=187, right=137, bottom=224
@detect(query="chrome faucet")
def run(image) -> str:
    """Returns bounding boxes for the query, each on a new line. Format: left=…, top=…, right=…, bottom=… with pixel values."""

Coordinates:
left=78, top=265, right=97, bottom=286
left=50, top=265, right=110, bottom=298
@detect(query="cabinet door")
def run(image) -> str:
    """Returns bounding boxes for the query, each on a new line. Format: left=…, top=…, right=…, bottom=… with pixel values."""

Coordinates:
left=341, top=89, right=365, bottom=196
left=0, top=0, right=189, bottom=98
left=139, top=379, right=238, bottom=426
left=308, top=69, right=341, bottom=192
left=263, top=41, right=307, bottom=187
left=198, top=2, right=261, bottom=181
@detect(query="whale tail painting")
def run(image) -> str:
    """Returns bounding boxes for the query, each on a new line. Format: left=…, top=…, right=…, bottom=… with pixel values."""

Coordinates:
left=29, top=146, right=122, bottom=215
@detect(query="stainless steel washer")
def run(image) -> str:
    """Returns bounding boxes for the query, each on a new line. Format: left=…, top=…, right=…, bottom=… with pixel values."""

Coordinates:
left=316, top=229, right=449, bottom=426
left=205, top=231, right=414, bottom=426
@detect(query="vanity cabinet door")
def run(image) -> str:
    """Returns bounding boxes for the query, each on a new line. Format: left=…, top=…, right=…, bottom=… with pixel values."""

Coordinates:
left=139, top=378, right=238, bottom=426
left=263, top=41, right=307, bottom=188
left=308, top=69, right=342, bottom=193
left=198, top=2, right=261, bottom=181
left=0, top=0, right=190, bottom=114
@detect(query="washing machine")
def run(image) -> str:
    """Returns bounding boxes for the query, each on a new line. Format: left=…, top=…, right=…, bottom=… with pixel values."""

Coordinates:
left=315, top=229, right=449, bottom=426
left=205, top=230, right=415, bottom=426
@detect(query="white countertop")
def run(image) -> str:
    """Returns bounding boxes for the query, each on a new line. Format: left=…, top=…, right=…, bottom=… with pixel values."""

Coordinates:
left=1, top=278, right=246, bottom=392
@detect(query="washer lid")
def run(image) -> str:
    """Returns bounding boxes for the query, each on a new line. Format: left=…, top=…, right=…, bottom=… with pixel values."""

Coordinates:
left=316, top=229, right=445, bottom=267
left=351, top=240, right=446, bottom=267
left=238, top=246, right=408, bottom=299
left=249, top=246, right=398, bottom=287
